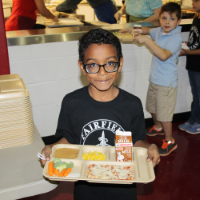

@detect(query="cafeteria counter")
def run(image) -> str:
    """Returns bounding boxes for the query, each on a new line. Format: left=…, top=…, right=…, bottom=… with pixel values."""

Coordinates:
left=6, top=19, right=192, bottom=46
left=0, top=125, right=58, bottom=200
left=6, top=21, right=160, bottom=46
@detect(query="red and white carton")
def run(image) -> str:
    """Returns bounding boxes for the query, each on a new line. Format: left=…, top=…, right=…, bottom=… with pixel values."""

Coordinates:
left=115, top=130, right=133, bottom=162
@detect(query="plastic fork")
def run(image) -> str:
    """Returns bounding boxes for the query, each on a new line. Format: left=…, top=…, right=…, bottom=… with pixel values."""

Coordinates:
left=37, top=152, right=46, bottom=160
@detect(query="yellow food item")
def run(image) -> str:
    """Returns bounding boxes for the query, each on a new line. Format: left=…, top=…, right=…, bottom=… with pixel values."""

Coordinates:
left=82, top=151, right=106, bottom=161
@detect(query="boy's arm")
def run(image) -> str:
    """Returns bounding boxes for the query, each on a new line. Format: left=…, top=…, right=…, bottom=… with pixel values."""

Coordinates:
left=134, top=140, right=160, bottom=167
left=133, top=35, right=172, bottom=61
left=119, top=26, right=151, bottom=35
left=141, top=27, right=151, bottom=35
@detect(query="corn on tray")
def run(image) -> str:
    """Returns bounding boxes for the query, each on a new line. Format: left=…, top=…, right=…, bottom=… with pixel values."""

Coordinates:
left=42, top=144, right=155, bottom=184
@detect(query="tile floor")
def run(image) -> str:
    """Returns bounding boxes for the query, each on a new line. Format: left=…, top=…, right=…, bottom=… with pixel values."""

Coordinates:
left=19, top=122, right=200, bottom=200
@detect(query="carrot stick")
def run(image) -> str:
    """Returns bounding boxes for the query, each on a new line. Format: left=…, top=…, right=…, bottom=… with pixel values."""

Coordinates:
left=48, top=162, right=54, bottom=176
left=53, top=168, right=59, bottom=176
left=59, top=169, right=66, bottom=177
left=64, top=168, right=72, bottom=177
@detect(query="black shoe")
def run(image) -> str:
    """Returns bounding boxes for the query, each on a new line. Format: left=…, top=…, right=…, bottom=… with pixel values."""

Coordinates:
left=146, top=125, right=164, bottom=136
left=159, top=139, right=177, bottom=156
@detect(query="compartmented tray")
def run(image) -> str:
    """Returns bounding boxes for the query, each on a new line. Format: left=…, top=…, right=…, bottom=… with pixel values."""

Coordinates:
left=43, top=144, right=155, bottom=184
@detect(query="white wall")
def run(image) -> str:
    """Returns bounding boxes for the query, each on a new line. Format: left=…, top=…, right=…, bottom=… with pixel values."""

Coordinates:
left=8, top=32, right=192, bottom=137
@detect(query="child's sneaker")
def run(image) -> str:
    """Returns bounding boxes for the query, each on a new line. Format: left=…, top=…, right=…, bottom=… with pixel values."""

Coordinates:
left=178, top=121, right=192, bottom=131
left=146, top=125, right=164, bottom=136
left=185, top=122, right=200, bottom=134
left=159, top=139, right=177, bottom=156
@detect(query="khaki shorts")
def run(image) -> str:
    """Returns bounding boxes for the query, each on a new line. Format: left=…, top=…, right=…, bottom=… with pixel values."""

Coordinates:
left=146, top=82, right=177, bottom=122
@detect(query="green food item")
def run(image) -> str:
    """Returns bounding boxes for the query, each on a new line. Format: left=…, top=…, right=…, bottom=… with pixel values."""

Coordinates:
left=53, top=158, right=61, bottom=164
left=54, top=162, right=67, bottom=172
left=68, top=162, right=74, bottom=168
left=65, top=162, right=74, bottom=169
left=113, top=31, right=119, bottom=35
left=53, top=158, right=74, bottom=171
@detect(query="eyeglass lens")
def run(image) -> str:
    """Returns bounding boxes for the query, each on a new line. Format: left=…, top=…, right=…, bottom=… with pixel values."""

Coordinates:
left=86, top=62, right=119, bottom=73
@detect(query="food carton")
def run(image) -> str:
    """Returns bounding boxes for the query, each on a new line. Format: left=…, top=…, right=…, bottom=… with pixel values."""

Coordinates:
left=115, top=130, right=133, bottom=162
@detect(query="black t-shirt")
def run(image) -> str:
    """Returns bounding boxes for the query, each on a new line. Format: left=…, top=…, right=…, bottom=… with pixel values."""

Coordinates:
left=55, top=86, right=147, bottom=200
left=186, top=17, right=200, bottom=72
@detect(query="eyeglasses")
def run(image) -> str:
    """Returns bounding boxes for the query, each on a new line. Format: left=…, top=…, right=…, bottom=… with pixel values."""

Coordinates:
left=83, top=61, right=120, bottom=74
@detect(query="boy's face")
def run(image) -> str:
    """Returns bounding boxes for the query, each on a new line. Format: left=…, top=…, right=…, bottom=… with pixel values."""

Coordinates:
left=192, top=0, right=200, bottom=13
left=159, top=11, right=181, bottom=34
left=78, top=43, right=123, bottom=92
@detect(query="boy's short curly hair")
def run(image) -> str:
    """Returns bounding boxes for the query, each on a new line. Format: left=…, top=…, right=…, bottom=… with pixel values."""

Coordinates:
left=160, top=2, right=181, bottom=20
left=78, top=28, right=123, bottom=62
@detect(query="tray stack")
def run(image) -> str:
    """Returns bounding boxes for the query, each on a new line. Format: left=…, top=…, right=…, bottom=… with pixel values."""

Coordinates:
left=0, top=74, right=34, bottom=149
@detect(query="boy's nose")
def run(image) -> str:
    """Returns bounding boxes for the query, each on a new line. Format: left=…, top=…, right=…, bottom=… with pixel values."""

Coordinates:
left=98, top=65, right=107, bottom=75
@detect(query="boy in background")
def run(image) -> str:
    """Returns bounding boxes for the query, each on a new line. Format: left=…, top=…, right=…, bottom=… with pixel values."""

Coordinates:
left=132, top=2, right=182, bottom=156
left=179, top=0, right=200, bottom=134
left=40, top=28, right=160, bottom=200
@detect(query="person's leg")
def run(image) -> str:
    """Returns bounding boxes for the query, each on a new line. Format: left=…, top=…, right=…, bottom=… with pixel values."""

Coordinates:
left=188, top=70, right=200, bottom=124
left=185, top=71, right=200, bottom=134
left=160, top=121, right=172, bottom=142
left=93, top=1, right=116, bottom=24
left=151, top=113, right=162, bottom=129
left=178, top=70, right=196, bottom=130
left=156, top=85, right=178, bottom=156
left=146, top=113, right=164, bottom=136
left=146, top=83, right=164, bottom=136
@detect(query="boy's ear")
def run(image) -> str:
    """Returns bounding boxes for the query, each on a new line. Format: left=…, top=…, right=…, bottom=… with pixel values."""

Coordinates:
left=78, top=60, right=86, bottom=75
left=118, top=57, right=124, bottom=73
left=177, top=18, right=181, bottom=25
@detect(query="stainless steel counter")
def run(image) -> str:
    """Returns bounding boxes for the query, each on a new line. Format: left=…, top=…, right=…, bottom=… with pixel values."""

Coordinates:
left=6, top=19, right=191, bottom=46
left=6, top=21, right=160, bottom=46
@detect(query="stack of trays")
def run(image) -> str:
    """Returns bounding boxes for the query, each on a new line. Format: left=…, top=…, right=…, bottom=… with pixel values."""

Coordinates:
left=0, top=74, right=34, bottom=149
left=43, top=144, right=155, bottom=184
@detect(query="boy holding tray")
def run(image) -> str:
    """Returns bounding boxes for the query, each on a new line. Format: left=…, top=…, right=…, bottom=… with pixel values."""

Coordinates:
left=40, top=28, right=160, bottom=200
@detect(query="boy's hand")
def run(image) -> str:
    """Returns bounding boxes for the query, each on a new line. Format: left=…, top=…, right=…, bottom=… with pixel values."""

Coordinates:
left=40, top=145, right=52, bottom=166
left=118, top=28, right=132, bottom=33
left=133, top=35, right=150, bottom=44
left=147, top=144, right=160, bottom=167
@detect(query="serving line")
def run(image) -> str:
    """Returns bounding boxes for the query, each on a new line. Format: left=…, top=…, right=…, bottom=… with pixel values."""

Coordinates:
left=6, top=22, right=160, bottom=46
left=6, top=19, right=192, bottom=47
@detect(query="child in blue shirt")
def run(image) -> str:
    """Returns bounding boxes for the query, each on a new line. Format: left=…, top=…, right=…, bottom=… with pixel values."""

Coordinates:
left=126, top=2, right=182, bottom=156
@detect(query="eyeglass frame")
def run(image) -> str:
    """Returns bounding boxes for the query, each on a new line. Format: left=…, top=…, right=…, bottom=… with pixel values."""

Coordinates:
left=82, top=61, right=121, bottom=74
